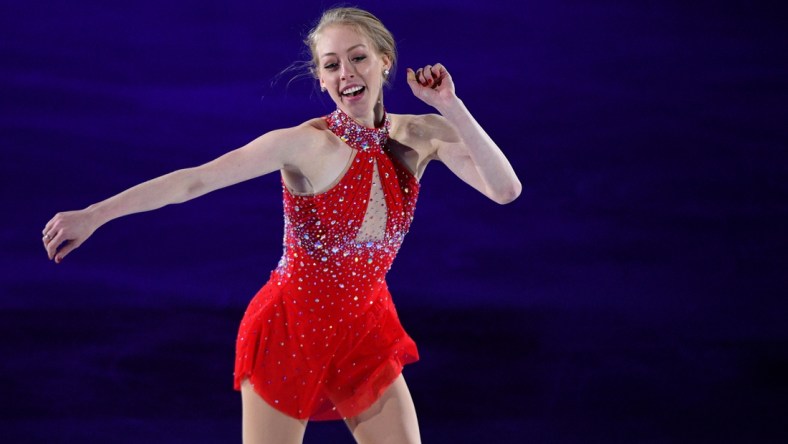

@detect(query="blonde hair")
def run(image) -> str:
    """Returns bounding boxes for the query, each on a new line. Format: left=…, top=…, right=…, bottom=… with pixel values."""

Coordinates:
left=304, top=7, right=397, bottom=85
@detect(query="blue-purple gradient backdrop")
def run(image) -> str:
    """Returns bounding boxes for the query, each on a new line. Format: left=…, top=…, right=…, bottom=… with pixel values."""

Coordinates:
left=2, top=0, right=786, bottom=442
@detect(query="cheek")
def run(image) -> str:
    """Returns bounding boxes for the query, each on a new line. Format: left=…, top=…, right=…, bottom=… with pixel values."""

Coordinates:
left=359, top=66, right=379, bottom=83
left=320, top=72, right=337, bottom=85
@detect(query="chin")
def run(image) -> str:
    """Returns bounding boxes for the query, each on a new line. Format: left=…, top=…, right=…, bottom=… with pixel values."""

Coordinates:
left=341, top=101, right=372, bottom=117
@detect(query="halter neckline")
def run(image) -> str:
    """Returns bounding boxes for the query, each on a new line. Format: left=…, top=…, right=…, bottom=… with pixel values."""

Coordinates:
left=326, top=107, right=391, bottom=151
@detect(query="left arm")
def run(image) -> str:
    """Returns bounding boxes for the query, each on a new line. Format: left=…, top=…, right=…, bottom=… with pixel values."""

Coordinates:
left=406, top=64, right=522, bottom=204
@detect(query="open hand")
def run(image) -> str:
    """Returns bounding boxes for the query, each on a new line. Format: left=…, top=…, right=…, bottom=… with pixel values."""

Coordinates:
left=406, top=63, right=457, bottom=110
left=42, top=209, right=98, bottom=264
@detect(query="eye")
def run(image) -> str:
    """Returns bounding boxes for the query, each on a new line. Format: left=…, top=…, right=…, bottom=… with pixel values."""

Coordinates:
left=323, top=62, right=338, bottom=70
left=351, top=55, right=367, bottom=63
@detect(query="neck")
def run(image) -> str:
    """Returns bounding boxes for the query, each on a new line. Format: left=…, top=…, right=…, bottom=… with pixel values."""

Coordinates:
left=346, top=95, right=385, bottom=128
left=372, top=98, right=385, bottom=127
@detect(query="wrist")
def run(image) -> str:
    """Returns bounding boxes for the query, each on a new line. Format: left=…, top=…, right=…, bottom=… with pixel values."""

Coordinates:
left=85, top=203, right=110, bottom=228
left=435, top=96, right=466, bottom=119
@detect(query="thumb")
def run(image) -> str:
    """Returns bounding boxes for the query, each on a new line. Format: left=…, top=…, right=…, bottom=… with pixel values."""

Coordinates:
left=406, top=68, right=418, bottom=86
left=405, top=68, right=422, bottom=95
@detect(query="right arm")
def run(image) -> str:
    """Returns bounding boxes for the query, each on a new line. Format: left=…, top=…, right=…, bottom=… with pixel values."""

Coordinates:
left=43, top=123, right=321, bottom=263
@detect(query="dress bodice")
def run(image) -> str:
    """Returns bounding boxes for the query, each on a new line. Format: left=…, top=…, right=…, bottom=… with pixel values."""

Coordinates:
left=273, top=108, right=420, bottom=296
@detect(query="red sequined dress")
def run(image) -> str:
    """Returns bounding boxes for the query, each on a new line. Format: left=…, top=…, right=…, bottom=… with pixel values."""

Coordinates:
left=234, top=108, right=420, bottom=420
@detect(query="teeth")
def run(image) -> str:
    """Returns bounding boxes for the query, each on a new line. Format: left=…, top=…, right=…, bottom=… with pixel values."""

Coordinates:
left=342, top=86, right=364, bottom=95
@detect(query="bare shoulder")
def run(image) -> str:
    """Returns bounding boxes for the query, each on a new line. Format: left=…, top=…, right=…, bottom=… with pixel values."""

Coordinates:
left=269, top=116, right=331, bottom=147
left=293, top=116, right=342, bottom=152
left=278, top=115, right=354, bottom=193
left=301, top=115, right=331, bottom=133
left=254, top=116, right=338, bottom=166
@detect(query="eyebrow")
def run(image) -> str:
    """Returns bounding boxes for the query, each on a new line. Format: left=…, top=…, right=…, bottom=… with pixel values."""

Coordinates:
left=320, top=44, right=367, bottom=58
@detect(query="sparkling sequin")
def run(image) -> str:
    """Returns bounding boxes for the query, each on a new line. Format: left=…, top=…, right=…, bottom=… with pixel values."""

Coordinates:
left=234, top=108, right=420, bottom=422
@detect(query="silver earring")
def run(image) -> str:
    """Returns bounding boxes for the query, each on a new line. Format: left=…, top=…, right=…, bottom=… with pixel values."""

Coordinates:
left=383, top=69, right=390, bottom=77
left=321, top=86, right=327, bottom=92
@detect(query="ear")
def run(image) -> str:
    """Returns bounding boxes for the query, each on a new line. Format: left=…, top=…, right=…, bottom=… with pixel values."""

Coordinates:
left=381, top=54, right=392, bottom=71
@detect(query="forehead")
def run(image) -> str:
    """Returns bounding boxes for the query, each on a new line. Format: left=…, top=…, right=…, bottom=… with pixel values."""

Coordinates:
left=315, top=25, right=372, bottom=56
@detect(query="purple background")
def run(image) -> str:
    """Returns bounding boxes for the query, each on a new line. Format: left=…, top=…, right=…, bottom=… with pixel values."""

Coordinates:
left=2, top=0, right=787, bottom=442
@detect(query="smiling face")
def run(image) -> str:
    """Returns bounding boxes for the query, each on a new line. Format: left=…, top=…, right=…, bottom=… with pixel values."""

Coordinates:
left=315, top=25, right=391, bottom=126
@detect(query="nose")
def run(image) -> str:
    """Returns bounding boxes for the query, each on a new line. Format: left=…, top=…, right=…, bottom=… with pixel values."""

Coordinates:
left=340, top=63, right=355, bottom=80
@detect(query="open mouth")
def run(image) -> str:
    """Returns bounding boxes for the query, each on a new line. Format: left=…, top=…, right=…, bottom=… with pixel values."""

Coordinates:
left=341, top=85, right=365, bottom=97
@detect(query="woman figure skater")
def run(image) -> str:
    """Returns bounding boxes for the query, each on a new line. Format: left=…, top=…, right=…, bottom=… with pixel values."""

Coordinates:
left=42, top=7, right=521, bottom=444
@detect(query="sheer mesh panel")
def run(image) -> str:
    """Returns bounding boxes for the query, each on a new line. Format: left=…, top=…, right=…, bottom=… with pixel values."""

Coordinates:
left=355, top=160, right=387, bottom=242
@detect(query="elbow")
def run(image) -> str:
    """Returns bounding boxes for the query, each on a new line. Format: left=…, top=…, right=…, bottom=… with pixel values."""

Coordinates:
left=490, top=179, right=522, bottom=205
left=175, top=168, right=205, bottom=203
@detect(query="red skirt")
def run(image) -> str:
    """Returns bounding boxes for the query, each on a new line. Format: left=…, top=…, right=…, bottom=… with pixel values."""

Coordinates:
left=233, top=277, right=419, bottom=420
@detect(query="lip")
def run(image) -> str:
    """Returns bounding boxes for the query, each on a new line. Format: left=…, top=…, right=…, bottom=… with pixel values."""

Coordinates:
left=341, top=83, right=364, bottom=95
left=344, top=90, right=364, bottom=103
left=340, top=84, right=366, bottom=103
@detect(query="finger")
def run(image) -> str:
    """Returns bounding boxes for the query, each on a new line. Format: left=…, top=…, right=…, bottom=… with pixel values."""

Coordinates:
left=430, top=63, right=445, bottom=78
left=55, top=240, right=80, bottom=264
left=417, top=68, right=430, bottom=86
left=43, top=213, right=61, bottom=236
left=406, top=68, right=421, bottom=92
left=423, top=65, right=436, bottom=86
left=423, top=65, right=433, bottom=80
left=406, top=68, right=417, bottom=84
left=406, top=68, right=433, bottom=100
left=430, top=63, right=446, bottom=87
left=46, top=231, right=66, bottom=260
left=43, top=230, right=55, bottom=258
left=42, top=232, right=55, bottom=251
